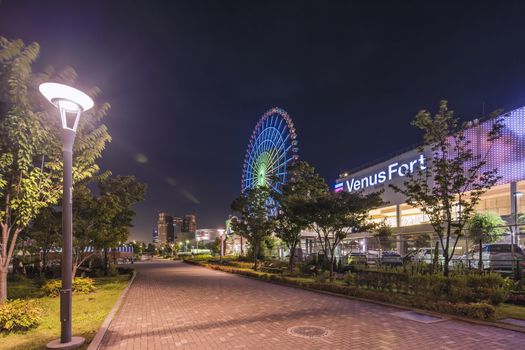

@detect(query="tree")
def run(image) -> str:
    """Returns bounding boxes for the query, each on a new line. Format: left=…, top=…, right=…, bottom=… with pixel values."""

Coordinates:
left=390, top=101, right=503, bottom=276
left=71, top=176, right=146, bottom=276
left=306, top=190, right=383, bottom=281
left=274, top=161, right=327, bottom=272
left=25, top=206, right=61, bottom=273
left=97, top=175, right=146, bottom=273
left=374, top=223, right=395, bottom=251
left=0, top=37, right=111, bottom=301
left=466, top=212, right=506, bottom=270
left=129, top=241, right=145, bottom=258
left=231, top=186, right=275, bottom=270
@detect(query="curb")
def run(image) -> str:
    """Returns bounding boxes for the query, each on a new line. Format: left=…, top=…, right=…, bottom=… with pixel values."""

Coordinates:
left=186, top=261, right=525, bottom=335
left=87, top=271, right=137, bottom=350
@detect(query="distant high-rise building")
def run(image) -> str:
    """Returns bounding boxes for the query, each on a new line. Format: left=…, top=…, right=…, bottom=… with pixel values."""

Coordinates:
left=182, top=214, right=197, bottom=234
left=157, top=212, right=175, bottom=244
left=152, top=227, right=159, bottom=244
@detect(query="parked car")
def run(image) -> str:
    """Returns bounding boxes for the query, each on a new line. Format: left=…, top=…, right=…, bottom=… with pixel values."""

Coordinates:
left=367, top=250, right=403, bottom=266
left=346, top=252, right=367, bottom=265
left=381, top=251, right=403, bottom=266
left=459, top=243, right=525, bottom=272
left=412, top=248, right=443, bottom=264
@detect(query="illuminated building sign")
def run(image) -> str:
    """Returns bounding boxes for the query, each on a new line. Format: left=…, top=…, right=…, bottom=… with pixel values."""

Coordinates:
left=335, top=106, right=525, bottom=203
left=336, top=154, right=426, bottom=193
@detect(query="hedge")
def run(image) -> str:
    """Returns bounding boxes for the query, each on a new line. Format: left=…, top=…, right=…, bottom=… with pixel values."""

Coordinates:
left=349, top=270, right=509, bottom=305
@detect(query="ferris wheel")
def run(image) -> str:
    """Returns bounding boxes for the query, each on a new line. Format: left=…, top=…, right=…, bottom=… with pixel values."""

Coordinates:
left=241, top=107, right=299, bottom=194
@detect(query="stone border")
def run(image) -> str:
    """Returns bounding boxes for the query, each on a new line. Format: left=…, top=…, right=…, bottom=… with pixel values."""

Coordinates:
left=186, top=261, right=525, bottom=335
left=86, top=270, right=137, bottom=350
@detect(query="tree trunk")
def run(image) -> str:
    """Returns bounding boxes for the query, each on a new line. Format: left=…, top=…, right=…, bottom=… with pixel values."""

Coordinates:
left=42, top=249, right=48, bottom=274
left=288, top=243, right=297, bottom=273
left=0, top=268, right=7, bottom=303
left=478, top=239, right=483, bottom=271
left=72, top=264, right=78, bottom=278
left=104, top=248, right=108, bottom=276
left=432, top=241, right=440, bottom=274
left=240, top=236, right=244, bottom=256
left=253, top=244, right=259, bottom=271
left=329, top=255, right=334, bottom=282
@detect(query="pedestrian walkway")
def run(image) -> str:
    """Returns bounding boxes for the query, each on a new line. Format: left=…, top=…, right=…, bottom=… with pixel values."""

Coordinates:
left=99, top=260, right=525, bottom=349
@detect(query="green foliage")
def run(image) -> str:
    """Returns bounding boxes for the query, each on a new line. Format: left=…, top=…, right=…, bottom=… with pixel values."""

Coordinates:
left=41, top=277, right=95, bottom=297
left=0, top=37, right=112, bottom=301
left=71, top=176, right=146, bottom=275
left=390, top=101, right=504, bottom=276
left=183, top=254, right=214, bottom=262
left=374, top=223, right=395, bottom=250
left=314, top=270, right=330, bottom=284
left=467, top=212, right=506, bottom=243
left=348, top=269, right=509, bottom=305
left=0, top=299, right=42, bottom=333
left=306, top=189, right=384, bottom=280
left=274, top=161, right=328, bottom=270
left=107, top=264, right=118, bottom=277
left=231, top=186, right=275, bottom=270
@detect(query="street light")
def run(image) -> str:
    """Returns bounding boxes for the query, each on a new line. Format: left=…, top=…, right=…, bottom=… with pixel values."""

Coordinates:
left=514, top=191, right=523, bottom=244
left=40, top=82, right=93, bottom=350
left=512, top=191, right=523, bottom=278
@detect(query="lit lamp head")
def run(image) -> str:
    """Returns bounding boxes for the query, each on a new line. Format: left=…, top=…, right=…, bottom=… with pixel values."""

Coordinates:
left=39, top=82, right=94, bottom=132
left=514, top=192, right=523, bottom=198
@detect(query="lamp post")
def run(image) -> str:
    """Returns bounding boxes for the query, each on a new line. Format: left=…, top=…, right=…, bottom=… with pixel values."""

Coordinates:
left=513, top=192, right=522, bottom=245
left=513, top=191, right=523, bottom=278
left=218, top=229, right=225, bottom=263
left=40, top=82, right=93, bottom=349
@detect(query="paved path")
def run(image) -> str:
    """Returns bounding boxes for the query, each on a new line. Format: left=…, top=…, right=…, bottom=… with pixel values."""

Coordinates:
left=99, top=260, right=525, bottom=350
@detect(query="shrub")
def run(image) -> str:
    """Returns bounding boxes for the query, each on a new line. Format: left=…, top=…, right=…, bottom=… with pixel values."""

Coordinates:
left=506, top=292, right=525, bottom=306
left=343, top=272, right=355, bottom=286
left=183, top=254, right=213, bottom=262
left=107, top=264, right=118, bottom=277
left=42, top=277, right=96, bottom=297
left=314, top=271, right=330, bottom=284
left=117, top=266, right=135, bottom=276
left=420, top=301, right=496, bottom=320
left=0, top=299, right=43, bottom=333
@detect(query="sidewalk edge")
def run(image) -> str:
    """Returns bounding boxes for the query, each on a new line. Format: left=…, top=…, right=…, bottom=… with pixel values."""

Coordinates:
left=87, top=270, right=137, bottom=350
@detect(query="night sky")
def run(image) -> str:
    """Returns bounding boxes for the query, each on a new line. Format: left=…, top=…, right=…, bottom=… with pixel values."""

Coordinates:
left=1, top=0, right=525, bottom=242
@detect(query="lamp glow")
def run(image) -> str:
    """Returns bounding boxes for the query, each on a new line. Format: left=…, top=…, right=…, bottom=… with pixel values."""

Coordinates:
left=39, top=82, right=94, bottom=112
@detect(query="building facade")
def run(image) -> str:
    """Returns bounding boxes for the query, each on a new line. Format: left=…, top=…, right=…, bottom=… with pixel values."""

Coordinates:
left=299, top=106, right=525, bottom=258
left=157, top=212, right=175, bottom=244
left=182, top=214, right=197, bottom=234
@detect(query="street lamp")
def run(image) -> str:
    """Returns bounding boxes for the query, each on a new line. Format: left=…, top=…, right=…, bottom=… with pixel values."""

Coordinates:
left=40, top=82, right=93, bottom=349
left=514, top=192, right=523, bottom=245
left=512, top=191, right=523, bottom=278
left=217, top=229, right=225, bottom=263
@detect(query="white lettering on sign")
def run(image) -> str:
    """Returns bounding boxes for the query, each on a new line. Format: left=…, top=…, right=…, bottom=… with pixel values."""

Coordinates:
left=341, top=154, right=426, bottom=192
left=401, top=213, right=429, bottom=226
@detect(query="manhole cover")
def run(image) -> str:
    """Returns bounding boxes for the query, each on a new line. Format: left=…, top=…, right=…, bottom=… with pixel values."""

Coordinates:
left=287, top=325, right=331, bottom=338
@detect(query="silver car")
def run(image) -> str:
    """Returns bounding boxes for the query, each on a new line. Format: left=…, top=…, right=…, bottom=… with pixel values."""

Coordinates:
left=462, top=243, right=525, bottom=272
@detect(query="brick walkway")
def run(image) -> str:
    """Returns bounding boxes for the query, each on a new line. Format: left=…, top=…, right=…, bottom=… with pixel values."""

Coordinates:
left=99, top=260, right=525, bottom=350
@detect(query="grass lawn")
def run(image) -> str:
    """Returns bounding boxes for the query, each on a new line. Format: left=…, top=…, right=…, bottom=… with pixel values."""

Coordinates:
left=495, top=303, right=525, bottom=321
left=1, top=274, right=131, bottom=350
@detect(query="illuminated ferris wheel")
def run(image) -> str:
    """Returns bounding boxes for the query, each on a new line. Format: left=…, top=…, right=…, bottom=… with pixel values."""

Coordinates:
left=242, top=107, right=299, bottom=194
